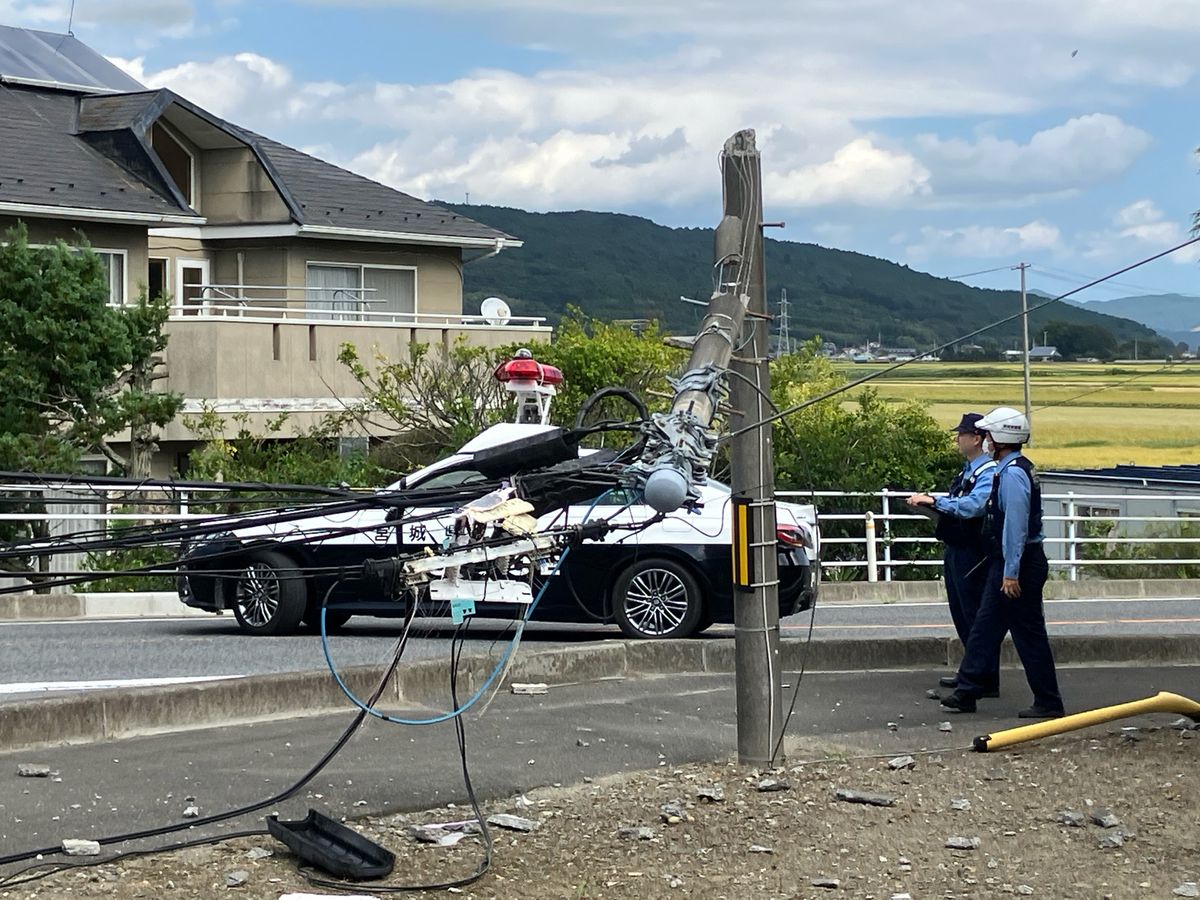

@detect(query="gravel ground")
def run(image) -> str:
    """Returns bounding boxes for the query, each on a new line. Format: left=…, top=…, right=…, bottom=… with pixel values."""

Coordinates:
left=2, top=723, right=1197, bottom=899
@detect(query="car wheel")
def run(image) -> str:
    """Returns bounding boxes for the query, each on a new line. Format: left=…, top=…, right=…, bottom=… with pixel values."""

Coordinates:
left=230, top=550, right=307, bottom=636
left=301, top=608, right=353, bottom=632
left=612, top=558, right=704, bottom=639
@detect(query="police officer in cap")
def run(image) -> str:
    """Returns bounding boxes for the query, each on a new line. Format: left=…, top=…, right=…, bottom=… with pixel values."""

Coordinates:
left=940, top=407, right=1064, bottom=718
left=907, top=412, right=998, bottom=696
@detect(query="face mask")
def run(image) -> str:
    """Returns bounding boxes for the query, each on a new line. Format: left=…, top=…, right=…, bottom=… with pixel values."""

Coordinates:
left=982, top=436, right=994, bottom=455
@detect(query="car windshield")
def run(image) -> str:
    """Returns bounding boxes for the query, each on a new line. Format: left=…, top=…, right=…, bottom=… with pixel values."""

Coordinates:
left=411, top=468, right=489, bottom=490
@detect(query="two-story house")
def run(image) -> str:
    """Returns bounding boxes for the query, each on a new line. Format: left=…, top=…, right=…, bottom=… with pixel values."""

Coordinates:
left=0, top=24, right=546, bottom=474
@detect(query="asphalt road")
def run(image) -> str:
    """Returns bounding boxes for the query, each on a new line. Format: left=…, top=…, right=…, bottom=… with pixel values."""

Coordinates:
left=2, top=665, right=1197, bottom=862
left=0, top=597, right=1196, bottom=699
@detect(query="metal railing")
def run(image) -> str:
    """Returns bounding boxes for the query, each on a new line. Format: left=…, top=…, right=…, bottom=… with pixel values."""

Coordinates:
left=4, top=483, right=1198, bottom=588
left=780, top=489, right=1200, bottom=582
left=162, top=285, right=548, bottom=328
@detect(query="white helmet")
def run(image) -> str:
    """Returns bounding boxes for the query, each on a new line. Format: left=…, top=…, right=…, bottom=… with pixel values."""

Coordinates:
left=977, top=406, right=1030, bottom=445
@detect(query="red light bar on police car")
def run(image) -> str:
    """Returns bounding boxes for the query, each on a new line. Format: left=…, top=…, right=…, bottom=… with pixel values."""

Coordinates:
left=494, top=356, right=564, bottom=387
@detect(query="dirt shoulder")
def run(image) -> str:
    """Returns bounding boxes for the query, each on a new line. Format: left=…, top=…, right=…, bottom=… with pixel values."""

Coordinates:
left=2, top=723, right=1197, bottom=899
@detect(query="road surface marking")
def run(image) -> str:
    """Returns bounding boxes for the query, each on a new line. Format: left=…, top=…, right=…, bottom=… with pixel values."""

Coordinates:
left=0, top=675, right=243, bottom=696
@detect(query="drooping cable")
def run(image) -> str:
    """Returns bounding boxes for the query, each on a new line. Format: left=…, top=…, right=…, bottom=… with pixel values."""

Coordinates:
left=0, top=596, right=419, bottom=871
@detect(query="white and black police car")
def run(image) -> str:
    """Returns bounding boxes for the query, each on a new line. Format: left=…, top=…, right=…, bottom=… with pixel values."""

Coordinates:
left=178, top=355, right=819, bottom=639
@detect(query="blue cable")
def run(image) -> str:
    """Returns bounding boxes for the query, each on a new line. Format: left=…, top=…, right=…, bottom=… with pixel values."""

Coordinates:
left=321, top=492, right=608, bottom=725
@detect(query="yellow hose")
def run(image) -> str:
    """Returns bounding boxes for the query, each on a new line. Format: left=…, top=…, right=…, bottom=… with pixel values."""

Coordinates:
left=973, top=691, right=1200, bottom=752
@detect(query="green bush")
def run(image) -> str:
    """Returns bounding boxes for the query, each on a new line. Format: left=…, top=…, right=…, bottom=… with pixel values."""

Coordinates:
left=1078, top=519, right=1200, bottom=580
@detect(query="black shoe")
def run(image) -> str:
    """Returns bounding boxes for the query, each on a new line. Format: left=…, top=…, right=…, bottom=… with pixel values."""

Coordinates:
left=1018, top=704, right=1065, bottom=719
left=938, top=676, right=958, bottom=688
left=982, top=688, right=1000, bottom=699
left=940, top=692, right=976, bottom=714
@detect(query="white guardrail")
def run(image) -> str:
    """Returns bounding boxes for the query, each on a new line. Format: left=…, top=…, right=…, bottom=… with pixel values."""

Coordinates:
left=3, top=484, right=1198, bottom=584
left=780, top=489, right=1200, bottom=583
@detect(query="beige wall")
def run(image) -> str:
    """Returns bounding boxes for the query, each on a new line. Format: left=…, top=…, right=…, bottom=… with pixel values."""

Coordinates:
left=200, top=148, right=291, bottom=225
left=0, top=215, right=149, bottom=302
left=159, top=317, right=553, bottom=441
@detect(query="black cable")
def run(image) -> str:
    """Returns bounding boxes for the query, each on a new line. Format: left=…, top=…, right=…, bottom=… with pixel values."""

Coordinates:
left=299, top=620, right=494, bottom=893
left=772, top=589, right=818, bottom=762
left=0, top=582, right=417, bottom=871
left=0, top=828, right=268, bottom=890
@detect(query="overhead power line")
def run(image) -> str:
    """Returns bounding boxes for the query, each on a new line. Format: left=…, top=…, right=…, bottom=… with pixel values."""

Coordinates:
left=725, top=233, right=1200, bottom=441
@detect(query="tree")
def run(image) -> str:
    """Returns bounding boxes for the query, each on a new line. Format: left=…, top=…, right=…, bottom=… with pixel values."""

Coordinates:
left=336, top=339, right=513, bottom=475
left=770, top=338, right=960, bottom=580
left=335, top=311, right=686, bottom=474
left=0, top=224, right=133, bottom=475
left=0, top=224, right=182, bottom=582
left=1042, top=320, right=1118, bottom=360
left=520, top=310, right=685, bottom=423
left=97, top=290, right=184, bottom=478
left=771, top=339, right=958, bottom=493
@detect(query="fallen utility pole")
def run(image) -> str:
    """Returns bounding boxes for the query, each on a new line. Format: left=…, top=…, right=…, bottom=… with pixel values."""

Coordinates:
left=634, top=129, right=783, bottom=766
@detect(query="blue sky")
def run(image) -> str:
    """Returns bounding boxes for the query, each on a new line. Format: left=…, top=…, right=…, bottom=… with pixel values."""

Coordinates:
left=5, top=0, right=1199, bottom=301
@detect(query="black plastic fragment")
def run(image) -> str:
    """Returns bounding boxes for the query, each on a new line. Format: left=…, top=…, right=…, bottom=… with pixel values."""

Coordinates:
left=267, top=809, right=395, bottom=880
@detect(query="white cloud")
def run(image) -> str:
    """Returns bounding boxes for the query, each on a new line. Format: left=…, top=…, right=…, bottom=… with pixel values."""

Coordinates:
left=768, top=139, right=931, bottom=208
left=1085, top=200, right=1200, bottom=264
left=918, top=115, right=1152, bottom=197
left=56, top=0, right=1193, bottom=239
left=907, top=220, right=1064, bottom=261
left=0, top=0, right=194, bottom=29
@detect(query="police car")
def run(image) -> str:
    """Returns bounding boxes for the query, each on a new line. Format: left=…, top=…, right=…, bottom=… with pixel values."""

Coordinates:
left=177, top=356, right=820, bottom=639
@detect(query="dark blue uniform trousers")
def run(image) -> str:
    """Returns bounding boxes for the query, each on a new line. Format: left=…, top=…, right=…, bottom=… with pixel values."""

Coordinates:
left=956, top=543, right=1063, bottom=711
left=944, top=544, right=995, bottom=686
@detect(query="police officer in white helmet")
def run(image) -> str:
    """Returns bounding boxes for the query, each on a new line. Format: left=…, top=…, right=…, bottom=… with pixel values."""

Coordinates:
left=940, top=407, right=1065, bottom=718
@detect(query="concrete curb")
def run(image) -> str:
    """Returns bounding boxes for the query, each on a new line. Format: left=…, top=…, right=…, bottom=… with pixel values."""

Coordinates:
left=818, top=578, right=1200, bottom=604
left=0, top=592, right=210, bottom=620
left=3, top=634, right=1199, bottom=752
left=3, top=579, right=1196, bottom=620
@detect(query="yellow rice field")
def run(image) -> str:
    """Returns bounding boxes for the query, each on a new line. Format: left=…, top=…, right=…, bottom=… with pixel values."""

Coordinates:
left=836, top=361, right=1200, bottom=468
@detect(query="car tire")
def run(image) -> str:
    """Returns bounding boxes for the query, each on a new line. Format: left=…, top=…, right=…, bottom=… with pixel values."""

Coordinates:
left=611, top=558, right=704, bottom=639
left=230, top=550, right=307, bottom=636
left=301, top=608, right=353, bottom=632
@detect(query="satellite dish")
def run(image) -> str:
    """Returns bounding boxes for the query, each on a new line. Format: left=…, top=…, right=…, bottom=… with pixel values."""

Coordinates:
left=481, top=296, right=512, bottom=326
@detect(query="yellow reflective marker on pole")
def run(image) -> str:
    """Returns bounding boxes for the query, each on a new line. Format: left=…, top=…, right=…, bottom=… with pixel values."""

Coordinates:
left=731, top=495, right=754, bottom=591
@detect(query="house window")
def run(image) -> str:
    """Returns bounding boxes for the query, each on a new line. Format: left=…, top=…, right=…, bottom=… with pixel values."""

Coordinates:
left=305, top=263, right=417, bottom=321
left=148, top=257, right=167, bottom=301
left=152, top=122, right=195, bottom=207
left=97, top=250, right=126, bottom=305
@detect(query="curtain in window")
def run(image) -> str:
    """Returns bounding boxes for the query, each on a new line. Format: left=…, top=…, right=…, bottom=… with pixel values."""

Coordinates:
left=364, top=267, right=416, bottom=322
left=97, top=252, right=124, bottom=305
left=306, top=265, right=361, bottom=321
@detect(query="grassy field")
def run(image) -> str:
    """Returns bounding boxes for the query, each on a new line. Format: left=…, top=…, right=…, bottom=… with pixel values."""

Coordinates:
left=833, top=361, right=1200, bottom=468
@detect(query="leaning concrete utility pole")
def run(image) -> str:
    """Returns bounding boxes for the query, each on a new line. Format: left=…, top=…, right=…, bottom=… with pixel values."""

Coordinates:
left=724, top=131, right=783, bottom=766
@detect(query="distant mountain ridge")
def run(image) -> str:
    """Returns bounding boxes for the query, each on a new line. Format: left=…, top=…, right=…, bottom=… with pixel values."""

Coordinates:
left=447, top=203, right=1172, bottom=353
left=1068, top=294, right=1200, bottom=350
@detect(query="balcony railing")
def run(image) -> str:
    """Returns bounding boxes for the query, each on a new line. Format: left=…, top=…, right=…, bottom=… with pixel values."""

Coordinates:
left=165, top=285, right=547, bottom=329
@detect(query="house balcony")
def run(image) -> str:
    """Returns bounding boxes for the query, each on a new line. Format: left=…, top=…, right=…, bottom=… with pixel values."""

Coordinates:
left=155, top=285, right=552, bottom=442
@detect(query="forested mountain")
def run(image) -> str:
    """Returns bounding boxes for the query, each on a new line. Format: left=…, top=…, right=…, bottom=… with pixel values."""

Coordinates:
left=1068, top=294, right=1200, bottom=351
left=448, top=204, right=1171, bottom=354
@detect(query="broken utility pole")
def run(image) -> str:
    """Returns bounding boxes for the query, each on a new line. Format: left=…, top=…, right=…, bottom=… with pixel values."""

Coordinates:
left=633, top=129, right=784, bottom=766
left=722, top=130, right=783, bottom=767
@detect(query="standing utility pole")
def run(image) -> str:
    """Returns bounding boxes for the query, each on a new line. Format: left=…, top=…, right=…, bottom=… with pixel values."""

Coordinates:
left=779, top=288, right=791, bottom=356
left=724, top=131, right=783, bottom=766
left=634, top=130, right=782, bottom=766
left=1014, top=262, right=1032, bottom=440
